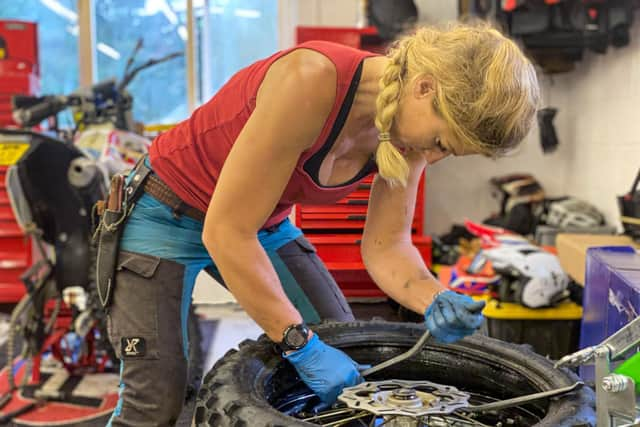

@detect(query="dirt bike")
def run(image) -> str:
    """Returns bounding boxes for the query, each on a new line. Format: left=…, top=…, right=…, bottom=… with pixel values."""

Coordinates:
left=0, top=41, right=201, bottom=425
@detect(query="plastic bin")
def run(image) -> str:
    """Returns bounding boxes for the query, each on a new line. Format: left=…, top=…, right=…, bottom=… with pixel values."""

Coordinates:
left=476, top=295, right=583, bottom=360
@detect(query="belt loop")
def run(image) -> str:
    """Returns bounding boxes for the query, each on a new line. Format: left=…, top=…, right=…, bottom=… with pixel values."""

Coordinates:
left=172, top=203, right=185, bottom=220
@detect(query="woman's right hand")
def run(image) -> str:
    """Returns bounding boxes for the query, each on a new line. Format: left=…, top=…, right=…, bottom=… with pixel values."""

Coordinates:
left=284, top=333, right=364, bottom=405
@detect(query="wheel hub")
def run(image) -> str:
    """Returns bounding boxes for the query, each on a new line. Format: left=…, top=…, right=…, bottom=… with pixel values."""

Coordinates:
left=338, top=379, right=470, bottom=419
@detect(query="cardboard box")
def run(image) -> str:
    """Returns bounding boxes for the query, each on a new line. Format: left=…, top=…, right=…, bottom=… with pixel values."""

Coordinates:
left=556, top=233, right=639, bottom=285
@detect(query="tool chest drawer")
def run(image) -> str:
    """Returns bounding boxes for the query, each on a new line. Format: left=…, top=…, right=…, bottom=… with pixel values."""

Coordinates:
left=296, top=173, right=425, bottom=235
left=0, top=166, right=31, bottom=303
left=298, top=211, right=422, bottom=234
left=307, top=234, right=432, bottom=298
left=308, top=234, right=432, bottom=266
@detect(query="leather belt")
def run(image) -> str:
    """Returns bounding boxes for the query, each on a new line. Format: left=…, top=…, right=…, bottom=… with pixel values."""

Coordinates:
left=143, top=173, right=205, bottom=222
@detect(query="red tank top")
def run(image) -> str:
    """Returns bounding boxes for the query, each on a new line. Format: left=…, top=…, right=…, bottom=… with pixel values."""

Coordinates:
left=149, top=41, right=378, bottom=229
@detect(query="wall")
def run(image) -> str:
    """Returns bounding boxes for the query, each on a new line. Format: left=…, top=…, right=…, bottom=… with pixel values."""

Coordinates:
left=425, top=17, right=640, bottom=235
left=550, top=23, right=640, bottom=231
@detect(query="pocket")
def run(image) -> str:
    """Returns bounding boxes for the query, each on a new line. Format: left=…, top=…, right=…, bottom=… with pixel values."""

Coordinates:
left=117, top=251, right=161, bottom=277
left=293, top=236, right=317, bottom=253
left=108, top=251, right=163, bottom=360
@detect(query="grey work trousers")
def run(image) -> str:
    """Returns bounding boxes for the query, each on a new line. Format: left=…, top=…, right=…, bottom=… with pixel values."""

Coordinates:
left=105, top=236, right=354, bottom=426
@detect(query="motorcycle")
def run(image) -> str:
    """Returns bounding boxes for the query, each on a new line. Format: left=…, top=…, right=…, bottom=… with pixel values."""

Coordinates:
left=0, top=41, right=200, bottom=425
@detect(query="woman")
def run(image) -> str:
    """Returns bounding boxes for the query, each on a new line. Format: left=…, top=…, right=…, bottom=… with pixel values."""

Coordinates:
left=100, top=21, right=539, bottom=426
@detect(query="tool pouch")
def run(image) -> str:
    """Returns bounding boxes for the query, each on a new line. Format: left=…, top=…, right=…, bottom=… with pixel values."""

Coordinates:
left=96, top=185, right=127, bottom=309
left=95, top=158, right=152, bottom=309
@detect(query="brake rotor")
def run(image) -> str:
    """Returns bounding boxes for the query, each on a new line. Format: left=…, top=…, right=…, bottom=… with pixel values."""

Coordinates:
left=338, top=379, right=470, bottom=418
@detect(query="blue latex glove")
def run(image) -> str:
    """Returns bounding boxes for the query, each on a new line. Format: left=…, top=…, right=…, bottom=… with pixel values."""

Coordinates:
left=284, top=333, right=363, bottom=405
left=424, top=290, right=486, bottom=344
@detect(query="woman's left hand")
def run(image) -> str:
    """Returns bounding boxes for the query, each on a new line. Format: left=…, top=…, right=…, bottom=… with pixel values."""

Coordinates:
left=424, top=290, right=486, bottom=343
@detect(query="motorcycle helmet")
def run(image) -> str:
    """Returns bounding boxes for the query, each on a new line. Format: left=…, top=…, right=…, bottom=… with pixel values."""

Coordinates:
left=481, top=243, right=570, bottom=308
left=546, top=197, right=604, bottom=229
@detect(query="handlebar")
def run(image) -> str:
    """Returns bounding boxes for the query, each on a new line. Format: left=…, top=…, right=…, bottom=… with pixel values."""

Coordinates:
left=11, top=48, right=182, bottom=128
left=11, top=95, right=49, bottom=110
left=12, top=96, right=69, bottom=127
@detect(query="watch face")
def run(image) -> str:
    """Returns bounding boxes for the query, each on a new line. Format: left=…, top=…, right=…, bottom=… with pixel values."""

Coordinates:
left=286, top=328, right=307, bottom=348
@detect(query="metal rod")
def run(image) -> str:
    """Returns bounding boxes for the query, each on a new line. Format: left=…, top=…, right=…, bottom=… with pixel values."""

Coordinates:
left=322, top=411, right=371, bottom=426
left=302, top=408, right=356, bottom=422
left=601, top=315, right=640, bottom=360
left=464, top=381, right=583, bottom=412
left=362, top=330, right=431, bottom=377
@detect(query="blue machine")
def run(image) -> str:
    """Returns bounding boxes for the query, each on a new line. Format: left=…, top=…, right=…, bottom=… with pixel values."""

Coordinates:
left=579, top=246, right=640, bottom=382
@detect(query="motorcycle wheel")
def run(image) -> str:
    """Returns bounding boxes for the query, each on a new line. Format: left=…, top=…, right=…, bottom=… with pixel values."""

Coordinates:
left=194, top=321, right=595, bottom=427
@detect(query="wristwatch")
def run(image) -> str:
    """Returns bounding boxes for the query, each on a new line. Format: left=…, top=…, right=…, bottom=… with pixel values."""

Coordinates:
left=279, top=322, right=310, bottom=352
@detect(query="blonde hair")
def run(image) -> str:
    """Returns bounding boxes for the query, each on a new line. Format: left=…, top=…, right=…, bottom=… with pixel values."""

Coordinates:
left=375, top=21, right=541, bottom=186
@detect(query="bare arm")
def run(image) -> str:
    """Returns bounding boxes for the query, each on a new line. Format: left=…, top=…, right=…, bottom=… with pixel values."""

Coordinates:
left=202, top=50, right=336, bottom=341
left=361, top=154, right=445, bottom=314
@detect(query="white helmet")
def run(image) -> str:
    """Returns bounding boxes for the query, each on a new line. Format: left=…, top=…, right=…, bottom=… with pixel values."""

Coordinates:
left=482, top=243, right=570, bottom=308
left=546, top=197, right=604, bottom=229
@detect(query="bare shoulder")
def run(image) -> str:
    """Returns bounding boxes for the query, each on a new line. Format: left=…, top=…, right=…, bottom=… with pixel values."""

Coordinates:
left=258, top=48, right=337, bottom=105
left=263, top=48, right=336, bottom=91
left=255, top=49, right=337, bottom=150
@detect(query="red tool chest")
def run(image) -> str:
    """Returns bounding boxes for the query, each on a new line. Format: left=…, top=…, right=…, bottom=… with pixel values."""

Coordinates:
left=296, top=26, right=387, bottom=54
left=0, top=163, right=32, bottom=303
left=296, top=173, right=431, bottom=299
left=0, top=20, right=39, bottom=127
left=0, top=20, right=39, bottom=302
left=296, top=175, right=424, bottom=235
left=295, top=26, right=432, bottom=299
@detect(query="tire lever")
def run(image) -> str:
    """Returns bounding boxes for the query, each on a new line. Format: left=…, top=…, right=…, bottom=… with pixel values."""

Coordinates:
left=461, top=381, right=584, bottom=413
left=361, top=330, right=431, bottom=377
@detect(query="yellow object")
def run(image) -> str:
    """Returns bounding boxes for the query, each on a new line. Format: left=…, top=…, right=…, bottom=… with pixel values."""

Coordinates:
left=0, top=48, right=5, bottom=59
left=0, top=143, right=30, bottom=166
left=472, top=294, right=583, bottom=320
left=143, top=123, right=177, bottom=133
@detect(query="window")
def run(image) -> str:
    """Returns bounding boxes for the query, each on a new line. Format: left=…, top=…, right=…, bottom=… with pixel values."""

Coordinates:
left=95, top=0, right=188, bottom=124
left=196, top=0, right=278, bottom=101
left=1, top=0, right=280, bottom=125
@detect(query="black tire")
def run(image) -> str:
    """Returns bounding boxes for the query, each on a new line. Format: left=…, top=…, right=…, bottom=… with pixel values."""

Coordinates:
left=195, top=321, right=595, bottom=427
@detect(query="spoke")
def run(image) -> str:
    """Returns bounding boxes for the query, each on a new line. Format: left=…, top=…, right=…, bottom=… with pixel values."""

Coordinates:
left=454, top=412, right=493, bottom=427
left=420, top=413, right=493, bottom=427
left=322, top=411, right=371, bottom=427
left=274, top=393, right=316, bottom=411
left=302, top=408, right=356, bottom=422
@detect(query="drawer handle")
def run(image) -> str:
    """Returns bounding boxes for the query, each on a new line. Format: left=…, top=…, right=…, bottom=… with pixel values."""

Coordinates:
left=347, top=215, right=366, bottom=221
left=357, top=184, right=371, bottom=190
left=347, top=200, right=368, bottom=205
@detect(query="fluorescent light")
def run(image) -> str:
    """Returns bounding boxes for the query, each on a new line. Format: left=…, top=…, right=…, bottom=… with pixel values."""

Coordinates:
left=234, top=8, right=261, bottom=19
left=159, top=0, right=179, bottom=25
left=97, top=43, right=121, bottom=60
left=138, top=0, right=178, bottom=25
left=66, top=24, right=79, bottom=36
left=177, top=25, right=188, bottom=41
left=40, top=0, right=78, bottom=22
